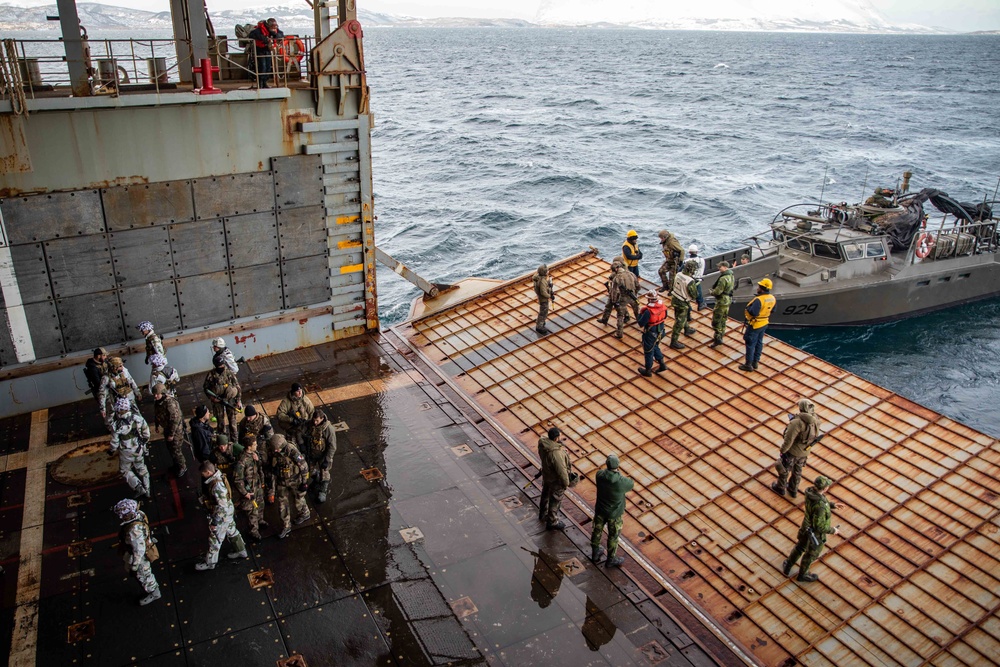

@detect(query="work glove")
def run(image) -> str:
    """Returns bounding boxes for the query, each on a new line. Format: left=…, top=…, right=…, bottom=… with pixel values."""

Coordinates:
left=297, top=483, right=308, bottom=493
left=320, top=461, right=330, bottom=470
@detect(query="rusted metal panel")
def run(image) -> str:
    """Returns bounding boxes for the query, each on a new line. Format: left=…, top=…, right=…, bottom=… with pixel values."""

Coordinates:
left=168, top=219, right=228, bottom=277
left=109, top=226, right=175, bottom=286
left=119, top=280, right=181, bottom=333
left=276, top=206, right=327, bottom=259
left=281, top=255, right=333, bottom=308
left=9, top=242, right=53, bottom=304
left=224, top=212, right=279, bottom=269
left=401, top=252, right=1000, bottom=667
left=272, top=155, right=325, bottom=210
left=44, top=235, right=116, bottom=299
left=58, top=291, right=125, bottom=350
left=176, top=271, right=234, bottom=328
left=231, top=264, right=283, bottom=319
left=101, top=180, right=195, bottom=231
left=1, top=190, right=105, bottom=245
left=192, top=172, right=275, bottom=220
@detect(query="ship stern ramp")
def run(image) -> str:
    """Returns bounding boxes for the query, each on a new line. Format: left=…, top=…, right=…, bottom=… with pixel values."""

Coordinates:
left=393, top=250, right=1000, bottom=667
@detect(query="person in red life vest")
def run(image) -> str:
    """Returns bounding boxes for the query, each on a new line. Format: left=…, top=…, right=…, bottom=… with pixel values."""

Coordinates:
left=248, top=17, right=284, bottom=89
left=636, top=291, right=668, bottom=377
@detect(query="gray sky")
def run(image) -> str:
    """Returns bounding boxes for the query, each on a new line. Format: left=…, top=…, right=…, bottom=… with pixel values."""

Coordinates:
left=77, top=0, right=1000, bottom=32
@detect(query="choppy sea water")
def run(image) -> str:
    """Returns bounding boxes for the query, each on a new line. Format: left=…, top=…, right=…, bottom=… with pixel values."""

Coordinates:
left=364, top=29, right=1000, bottom=436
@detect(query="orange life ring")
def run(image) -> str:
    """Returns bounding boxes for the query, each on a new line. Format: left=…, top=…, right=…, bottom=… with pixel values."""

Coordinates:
left=277, top=36, right=305, bottom=63
left=915, top=232, right=935, bottom=259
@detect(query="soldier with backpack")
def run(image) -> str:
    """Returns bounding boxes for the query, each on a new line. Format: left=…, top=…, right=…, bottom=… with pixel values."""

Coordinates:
left=114, top=499, right=161, bottom=606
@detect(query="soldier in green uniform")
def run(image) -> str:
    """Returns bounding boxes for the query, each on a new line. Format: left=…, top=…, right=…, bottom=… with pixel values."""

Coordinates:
left=532, top=264, right=553, bottom=334
left=276, top=383, right=314, bottom=447
left=669, top=260, right=698, bottom=350
left=782, top=476, right=840, bottom=582
left=152, top=382, right=188, bottom=477
left=203, top=355, right=241, bottom=443
left=212, top=434, right=243, bottom=480
left=657, top=229, right=685, bottom=292
left=233, top=437, right=267, bottom=540
left=771, top=398, right=821, bottom=498
left=195, top=461, right=248, bottom=570
left=538, top=427, right=572, bottom=531
left=598, top=260, right=640, bottom=339
left=238, top=405, right=271, bottom=447
left=268, top=433, right=311, bottom=538
left=709, top=261, right=734, bottom=348
left=305, top=409, right=337, bottom=503
left=590, top=454, right=634, bottom=567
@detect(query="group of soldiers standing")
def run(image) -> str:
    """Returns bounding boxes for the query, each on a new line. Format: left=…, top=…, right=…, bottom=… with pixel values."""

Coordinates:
left=83, top=323, right=339, bottom=606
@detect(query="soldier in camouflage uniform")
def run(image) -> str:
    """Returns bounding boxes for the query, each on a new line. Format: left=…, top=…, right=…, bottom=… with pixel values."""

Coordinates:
left=771, top=398, right=821, bottom=498
left=109, top=397, right=152, bottom=499
left=657, top=229, right=685, bottom=292
left=137, top=321, right=165, bottom=365
left=212, top=434, right=243, bottom=481
left=268, top=433, right=310, bottom=538
left=195, top=461, right=248, bottom=570
left=590, top=454, right=634, bottom=567
left=305, top=409, right=337, bottom=503
left=114, top=499, right=161, bottom=606
left=99, top=357, right=142, bottom=428
left=238, top=405, right=271, bottom=447
left=782, top=476, right=840, bottom=582
left=147, top=354, right=180, bottom=399
left=233, top=437, right=267, bottom=540
left=152, top=382, right=188, bottom=477
left=709, top=261, right=734, bottom=348
left=669, top=260, right=698, bottom=350
left=203, top=354, right=241, bottom=443
left=598, top=260, right=640, bottom=339
left=276, top=383, right=314, bottom=447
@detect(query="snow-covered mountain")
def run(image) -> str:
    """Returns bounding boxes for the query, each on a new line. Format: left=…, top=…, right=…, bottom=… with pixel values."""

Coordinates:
left=536, top=0, right=912, bottom=32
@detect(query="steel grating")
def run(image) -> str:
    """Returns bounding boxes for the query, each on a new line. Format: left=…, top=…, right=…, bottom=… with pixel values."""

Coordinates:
left=399, top=252, right=1000, bottom=667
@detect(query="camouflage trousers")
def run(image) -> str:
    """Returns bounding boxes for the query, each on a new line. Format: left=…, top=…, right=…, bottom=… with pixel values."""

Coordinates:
left=240, top=493, right=265, bottom=535
left=210, top=402, right=238, bottom=442
left=206, top=511, right=245, bottom=565
left=671, top=298, right=692, bottom=341
left=711, top=297, right=731, bottom=340
left=775, top=454, right=807, bottom=496
left=308, top=460, right=331, bottom=485
left=536, top=299, right=550, bottom=330
left=590, top=514, right=624, bottom=559
left=539, top=482, right=567, bottom=525
left=276, top=485, right=310, bottom=530
left=786, top=527, right=826, bottom=576
left=124, top=553, right=158, bottom=593
left=658, top=259, right=680, bottom=291
left=118, top=447, right=150, bottom=494
left=163, top=435, right=187, bottom=472
left=600, top=300, right=633, bottom=337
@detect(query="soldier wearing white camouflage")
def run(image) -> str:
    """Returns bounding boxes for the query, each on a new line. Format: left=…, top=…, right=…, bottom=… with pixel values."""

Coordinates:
left=152, top=383, right=188, bottom=477
left=109, top=397, right=152, bottom=499
left=306, top=409, right=337, bottom=503
left=99, top=357, right=141, bottom=427
left=114, top=499, right=161, bottom=606
left=195, top=461, right=248, bottom=570
left=137, top=321, right=165, bottom=365
left=147, top=354, right=180, bottom=399
left=211, top=337, right=240, bottom=374
left=268, top=433, right=310, bottom=538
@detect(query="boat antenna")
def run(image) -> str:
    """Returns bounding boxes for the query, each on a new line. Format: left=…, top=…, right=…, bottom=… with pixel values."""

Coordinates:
left=818, top=166, right=828, bottom=205
left=992, top=177, right=999, bottom=207
left=859, top=165, right=869, bottom=203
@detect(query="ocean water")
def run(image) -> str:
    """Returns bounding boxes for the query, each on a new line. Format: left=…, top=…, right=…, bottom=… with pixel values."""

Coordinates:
left=364, top=28, right=1000, bottom=436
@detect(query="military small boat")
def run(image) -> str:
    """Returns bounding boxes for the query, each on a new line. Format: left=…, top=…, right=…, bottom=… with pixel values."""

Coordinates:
left=702, top=172, right=1000, bottom=327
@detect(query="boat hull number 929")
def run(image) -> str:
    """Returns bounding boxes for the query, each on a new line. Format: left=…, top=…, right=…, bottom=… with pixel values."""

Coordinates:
left=783, top=304, right=818, bottom=315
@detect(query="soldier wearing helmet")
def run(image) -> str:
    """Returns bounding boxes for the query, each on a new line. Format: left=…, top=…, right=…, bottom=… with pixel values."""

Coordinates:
left=99, top=357, right=141, bottom=428
left=109, top=397, right=152, bottom=499
left=740, top=278, right=776, bottom=373
left=113, top=498, right=161, bottom=606
left=656, top=230, right=685, bottom=292
left=152, top=382, right=188, bottom=477
left=668, top=260, right=699, bottom=350
left=204, top=353, right=242, bottom=443
left=621, top=230, right=642, bottom=279
left=598, top=257, right=640, bottom=339
left=137, top=321, right=165, bottom=366
left=771, top=398, right=822, bottom=499
left=147, top=353, right=180, bottom=399
left=211, top=337, right=240, bottom=374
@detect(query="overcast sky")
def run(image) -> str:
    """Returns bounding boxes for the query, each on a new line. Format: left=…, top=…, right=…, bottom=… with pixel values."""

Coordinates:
left=73, top=0, right=1000, bottom=32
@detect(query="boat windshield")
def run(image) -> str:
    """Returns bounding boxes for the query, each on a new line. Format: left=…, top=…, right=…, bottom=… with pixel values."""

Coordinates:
left=842, top=243, right=864, bottom=260
left=866, top=242, right=887, bottom=259
left=813, top=242, right=841, bottom=260
left=787, top=238, right=810, bottom=252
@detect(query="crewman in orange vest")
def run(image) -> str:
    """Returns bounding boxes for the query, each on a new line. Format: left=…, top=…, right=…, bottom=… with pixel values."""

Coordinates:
left=636, top=291, right=668, bottom=377
left=740, top=278, right=776, bottom=372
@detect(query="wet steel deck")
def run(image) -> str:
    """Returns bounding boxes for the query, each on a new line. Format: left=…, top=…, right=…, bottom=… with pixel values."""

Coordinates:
left=396, top=251, right=1000, bottom=667
left=0, top=333, right=724, bottom=666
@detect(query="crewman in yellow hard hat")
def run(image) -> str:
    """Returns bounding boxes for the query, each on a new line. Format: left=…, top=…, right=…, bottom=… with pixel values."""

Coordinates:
left=740, top=278, right=776, bottom=373
left=621, top=230, right=642, bottom=279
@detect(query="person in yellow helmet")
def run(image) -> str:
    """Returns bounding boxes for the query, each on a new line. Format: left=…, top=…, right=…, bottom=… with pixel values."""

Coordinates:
left=740, top=278, right=776, bottom=372
left=621, top=230, right=642, bottom=279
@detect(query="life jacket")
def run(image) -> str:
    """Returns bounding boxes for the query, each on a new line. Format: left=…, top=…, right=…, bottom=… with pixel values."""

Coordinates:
left=745, top=294, right=776, bottom=329
left=645, top=301, right=667, bottom=326
left=671, top=272, right=695, bottom=303
left=253, top=21, right=271, bottom=49
left=622, top=240, right=640, bottom=268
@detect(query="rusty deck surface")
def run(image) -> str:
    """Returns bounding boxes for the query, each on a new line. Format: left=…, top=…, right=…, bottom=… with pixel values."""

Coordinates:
left=397, top=251, right=1000, bottom=667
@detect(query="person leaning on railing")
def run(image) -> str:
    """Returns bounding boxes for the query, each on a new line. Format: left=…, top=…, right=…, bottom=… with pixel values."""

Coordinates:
left=248, top=17, right=284, bottom=89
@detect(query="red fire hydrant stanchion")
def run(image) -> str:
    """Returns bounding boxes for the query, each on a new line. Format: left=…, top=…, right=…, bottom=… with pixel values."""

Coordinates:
left=192, top=59, right=222, bottom=95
